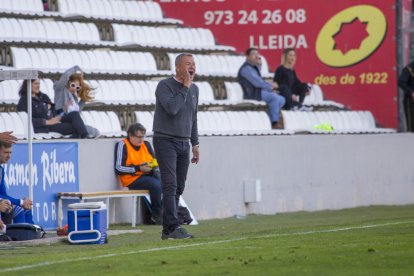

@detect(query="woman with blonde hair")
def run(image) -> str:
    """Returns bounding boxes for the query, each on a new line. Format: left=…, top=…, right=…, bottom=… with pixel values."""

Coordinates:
left=54, top=66, right=99, bottom=138
left=273, top=48, right=311, bottom=111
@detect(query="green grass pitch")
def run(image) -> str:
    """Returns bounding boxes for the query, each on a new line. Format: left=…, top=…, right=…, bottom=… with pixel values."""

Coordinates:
left=1, top=205, right=414, bottom=275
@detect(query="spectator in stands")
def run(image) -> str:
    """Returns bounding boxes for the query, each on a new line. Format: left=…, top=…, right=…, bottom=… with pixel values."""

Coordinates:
left=398, top=61, right=414, bottom=132
left=17, top=79, right=77, bottom=136
left=53, top=65, right=100, bottom=138
left=0, top=132, right=17, bottom=144
left=273, top=48, right=312, bottom=111
left=0, top=141, right=34, bottom=226
left=237, top=48, right=286, bottom=129
left=153, top=53, right=199, bottom=240
left=115, top=123, right=162, bottom=225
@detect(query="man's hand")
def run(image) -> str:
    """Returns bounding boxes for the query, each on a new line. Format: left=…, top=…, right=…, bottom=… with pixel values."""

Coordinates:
left=191, top=145, right=200, bottom=164
left=292, top=95, right=298, bottom=102
left=272, top=82, right=279, bottom=90
left=46, top=117, right=61, bottom=126
left=183, top=70, right=192, bottom=88
left=139, top=163, right=152, bottom=173
left=22, top=198, right=33, bottom=210
left=0, top=131, right=18, bottom=144
left=0, top=199, right=12, bottom=213
left=64, top=98, right=74, bottom=112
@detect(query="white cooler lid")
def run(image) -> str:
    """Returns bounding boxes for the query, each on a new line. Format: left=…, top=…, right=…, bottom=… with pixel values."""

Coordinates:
left=68, top=201, right=106, bottom=210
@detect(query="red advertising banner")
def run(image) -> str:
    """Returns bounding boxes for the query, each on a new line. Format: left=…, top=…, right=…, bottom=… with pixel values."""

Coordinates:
left=156, top=0, right=398, bottom=128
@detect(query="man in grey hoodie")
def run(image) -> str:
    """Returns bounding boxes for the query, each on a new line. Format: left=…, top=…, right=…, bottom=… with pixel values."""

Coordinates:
left=153, top=53, right=200, bottom=240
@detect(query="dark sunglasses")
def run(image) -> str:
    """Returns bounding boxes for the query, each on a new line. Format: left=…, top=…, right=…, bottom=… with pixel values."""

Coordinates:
left=70, top=82, right=81, bottom=92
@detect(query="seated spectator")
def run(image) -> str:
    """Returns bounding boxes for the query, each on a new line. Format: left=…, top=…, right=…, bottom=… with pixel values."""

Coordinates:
left=53, top=65, right=100, bottom=138
left=114, top=123, right=162, bottom=224
left=398, top=61, right=414, bottom=132
left=273, top=48, right=312, bottom=111
left=17, top=79, right=78, bottom=137
left=237, top=48, right=286, bottom=129
left=0, top=141, right=34, bottom=226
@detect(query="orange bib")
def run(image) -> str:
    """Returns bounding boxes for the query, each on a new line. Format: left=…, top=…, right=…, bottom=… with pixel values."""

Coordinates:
left=119, top=139, right=154, bottom=187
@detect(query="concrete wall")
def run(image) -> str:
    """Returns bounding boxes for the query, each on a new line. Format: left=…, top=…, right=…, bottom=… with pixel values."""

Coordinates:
left=76, top=134, right=414, bottom=223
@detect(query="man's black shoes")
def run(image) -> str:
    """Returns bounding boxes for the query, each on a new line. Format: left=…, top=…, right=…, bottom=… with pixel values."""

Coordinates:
left=161, top=227, right=193, bottom=240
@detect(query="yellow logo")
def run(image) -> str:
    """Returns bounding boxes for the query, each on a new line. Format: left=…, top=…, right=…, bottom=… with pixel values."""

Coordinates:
left=316, top=5, right=387, bottom=67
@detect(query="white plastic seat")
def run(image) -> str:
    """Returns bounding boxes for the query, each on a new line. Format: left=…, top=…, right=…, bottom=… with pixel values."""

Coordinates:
left=9, top=112, right=25, bottom=137
left=225, top=82, right=243, bottom=101
left=11, top=47, right=33, bottom=68
left=106, top=111, right=126, bottom=137
left=145, top=81, right=158, bottom=101
left=43, top=49, right=59, bottom=69
left=0, top=80, right=20, bottom=104
left=134, top=111, right=154, bottom=133
left=195, top=82, right=215, bottom=104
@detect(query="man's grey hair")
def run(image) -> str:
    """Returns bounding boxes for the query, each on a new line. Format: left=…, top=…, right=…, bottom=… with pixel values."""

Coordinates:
left=175, top=53, right=193, bottom=66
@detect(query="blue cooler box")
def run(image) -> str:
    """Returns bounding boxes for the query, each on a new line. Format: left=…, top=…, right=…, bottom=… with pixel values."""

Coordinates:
left=67, top=202, right=107, bottom=244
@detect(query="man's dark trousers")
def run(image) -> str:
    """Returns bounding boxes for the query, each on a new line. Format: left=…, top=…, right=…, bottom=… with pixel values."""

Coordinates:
left=153, top=137, right=190, bottom=234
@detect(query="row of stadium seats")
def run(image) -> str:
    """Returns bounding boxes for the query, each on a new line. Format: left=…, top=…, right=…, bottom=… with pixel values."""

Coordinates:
left=0, top=78, right=340, bottom=108
left=136, top=110, right=394, bottom=135
left=0, top=111, right=126, bottom=139
left=113, top=24, right=233, bottom=51
left=167, top=53, right=271, bottom=78
left=136, top=111, right=291, bottom=136
left=0, top=107, right=393, bottom=140
left=10, top=47, right=268, bottom=77
left=0, top=110, right=288, bottom=139
left=282, top=111, right=395, bottom=134
left=0, top=18, right=101, bottom=42
left=0, top=0, right=43, bottom=13
left=11, top=47, right=159, bottom=73
left=0, top=0, right=167, bottom=22
left=1, top=0, right=181, bottom=26
left=57, top=0, right=163, bottom=20
left=0, top=18, right=234, bottom=52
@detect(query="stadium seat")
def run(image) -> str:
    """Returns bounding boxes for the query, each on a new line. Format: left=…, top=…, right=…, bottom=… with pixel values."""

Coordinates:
left=303, top=85, right=344, bottom=108
left=0, top=80, right=20, bottom=104
left=10, top=47, right=161, bottom=73
left=81, top=111, right=125, bottom=137
left=222, top=82, right=266, bottom=106
left=134, top=111, right=154, bottom=134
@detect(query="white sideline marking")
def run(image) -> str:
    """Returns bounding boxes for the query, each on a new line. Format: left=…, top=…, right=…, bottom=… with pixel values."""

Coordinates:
left=1, top=220, right=413, bottom=273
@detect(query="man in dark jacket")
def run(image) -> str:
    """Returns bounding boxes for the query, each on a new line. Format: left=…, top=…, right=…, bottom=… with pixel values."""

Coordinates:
left=398, top=61, right=414, bottom=132
left=237, top=48, right=285, bottom=129
left=153, top=53, right=199, bottom=240
left=17, top=79, right=76, bottom=136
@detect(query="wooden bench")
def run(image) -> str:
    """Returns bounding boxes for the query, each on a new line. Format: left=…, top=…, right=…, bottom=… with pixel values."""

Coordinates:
left=57, top=190, right=150, bottom=228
